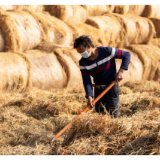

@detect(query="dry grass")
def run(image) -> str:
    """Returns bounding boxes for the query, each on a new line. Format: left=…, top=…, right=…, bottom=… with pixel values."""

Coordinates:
left=0, top=81, right=160, bottom=155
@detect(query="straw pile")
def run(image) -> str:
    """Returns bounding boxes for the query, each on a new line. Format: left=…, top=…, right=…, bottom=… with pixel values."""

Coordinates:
left=85, top=14, right=126, bottom=47
left=0, top=80, right=159, bottom=155
left=0, top=52, right=30, bottom=91
left=142, top=5, right=160, bottom=18
left=127, top=44, right=160, bottom=81
left=22, top=50, right=65, bottom=90
left=45, top=5, right=87, bottom=23
left=28, top=11, right=73, bottom=47
left=81, top=5, right=108, bottom=16
left=0, top=9, right=41, bottom=52
left=110, top=13, right=155, bottom=47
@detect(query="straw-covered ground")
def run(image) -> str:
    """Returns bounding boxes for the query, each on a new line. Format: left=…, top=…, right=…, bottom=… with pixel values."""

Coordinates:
left=0, top=80, right=160, bottom=155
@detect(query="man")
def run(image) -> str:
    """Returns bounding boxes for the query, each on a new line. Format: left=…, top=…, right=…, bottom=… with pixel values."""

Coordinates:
left=74, top=35, right=131, bottom=118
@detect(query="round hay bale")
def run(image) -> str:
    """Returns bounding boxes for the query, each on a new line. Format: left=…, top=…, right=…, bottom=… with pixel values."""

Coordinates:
left=114, top=5, right=130, bottom=14
left=14, top=5, right=45, bottom=12
left=0, top=9, right=41, bottom=52
left=54, top=48, right=84, bottom=92
left=0, top=29, right=5, bottom=51
left=116, top=48, right=143, bottom=86
left=45, top=5, right=87, bottom=23
left=149, top=38, right=160, bottom=48
left=0, top=52, right=30, bottom=91
left=28, top=11, right=73, bottom=47
left=23, top=50, right=65, bottom=90
left=85, top=15, right=126, bottom=47
left=111, top=13, right=155, bottom=47
left=142, top=5, right=160, bottom=18
left=0, top=5, right=13, bottom=10
left=149, top=18, right=160, bottom=38
left=81, top=5, right=108, bottom=16
left=128, top=44, right=160, bottom=81
left=66, top=21, right=106, bottom=47
left=128, top=5, right=146, bottom=16
left=106, top=5, right=115, bottom=13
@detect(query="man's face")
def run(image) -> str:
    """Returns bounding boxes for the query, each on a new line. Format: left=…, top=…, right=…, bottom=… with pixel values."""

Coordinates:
left=76, top=46, right=91, bottom=54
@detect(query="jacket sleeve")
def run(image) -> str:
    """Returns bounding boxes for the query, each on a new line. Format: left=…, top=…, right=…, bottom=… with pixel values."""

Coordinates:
left=108, top=47, right=131, bottom=70
left=79, top=61, right=93, bottom=99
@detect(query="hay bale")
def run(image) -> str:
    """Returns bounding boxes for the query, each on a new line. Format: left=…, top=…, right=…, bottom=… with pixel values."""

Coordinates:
left=127, top=44, right=160, bottom=81
left=54, top=48, right=84, bottom=92
left=0, top=5, right=13, bottom=10
left=106, top=5, right=115, bottom=13
left=0, top=52, right=30, bottom=91
left=111, top=13, right=155, bottom=47
left=85, top=15, right=126, bottom=47
left=0, top=29, right=5, bottom=52
left=81, top=5, right=108, bottom=16
left=149, top=38, right=160, bottom=48
left=128, top=5, right=146, bottom=16
left=116, top=48, right=143, bottom=86
left=0, top=9, right=41, bottom=52
left=23, top=50, right=65, bottom=90
left=114, top=5, right=146, bottom=16
left=28, top=11, right=73, bottom=47
left=114, top=5, right=130, bottom=14
left=149, top=18, right=160, bottom=38
left=45, top=5, right=87, bottom=23
left=14, top=5, right=45, bottom=12
left=142, top=5, right=160, bottom=18
left=67, top=22, right=106, bottom=47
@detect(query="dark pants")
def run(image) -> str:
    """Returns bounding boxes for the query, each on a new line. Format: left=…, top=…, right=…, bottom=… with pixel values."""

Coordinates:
left=94, top=83, right=120, bottom=118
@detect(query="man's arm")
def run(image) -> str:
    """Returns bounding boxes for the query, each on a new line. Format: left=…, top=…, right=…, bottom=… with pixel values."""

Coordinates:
left=79, top=63, right=93, bottom=99
left=109, top=47, right=131, bottom=81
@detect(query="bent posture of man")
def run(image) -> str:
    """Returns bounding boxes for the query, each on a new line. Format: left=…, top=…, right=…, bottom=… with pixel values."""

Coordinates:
left=74, top=35, right=131, bottom=118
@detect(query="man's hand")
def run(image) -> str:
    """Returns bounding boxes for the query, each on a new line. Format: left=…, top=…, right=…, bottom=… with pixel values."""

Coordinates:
left=116, top=69, right=124, bottom=82
left=87, top=96, right=95, bottom=109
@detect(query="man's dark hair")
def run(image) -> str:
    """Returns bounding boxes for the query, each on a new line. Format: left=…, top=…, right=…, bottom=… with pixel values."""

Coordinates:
left=73, top=35, right=94, bottom=48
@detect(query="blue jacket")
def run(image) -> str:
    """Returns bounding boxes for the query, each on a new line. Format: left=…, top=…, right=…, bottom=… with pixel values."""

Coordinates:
left=79, top=46, right=131, bottom=98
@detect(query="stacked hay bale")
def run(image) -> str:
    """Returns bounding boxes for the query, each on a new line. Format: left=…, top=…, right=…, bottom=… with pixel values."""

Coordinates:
left=111, top=13, right=155, bottom=47
left=114, top=5, right=146, bottom=16
left=53, top=48, right=84, bottom=92
left=0, top=9, right=73, bottom=52
left=85, top=13, right=154, bottom=47
left=0, top=52, right=30, bottom=91
left=141, top=5, right=160, bottom=18
left=0, top=5, right=13, bottom=11
left=127, top=44, right=160, bottom=81
left=45, top=5, right=87, bottom=23
left=81, top=5, right=108, bottom=16
left=116, top=48, right=143, bottom=85
left=0, top=5, right=45, bottom=12
left=106, top=5, right=115, bottom=13
left=149, top=18, right=160, bottom=38
left=28, top=11, right=73, bottom=47
left=0, top=9, right=42, bottom=52
left=85, top=14, right=126, bottom=47
left=22, top=50, right=65, bottom=90
left=15, top=5, right=45, bottom=12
